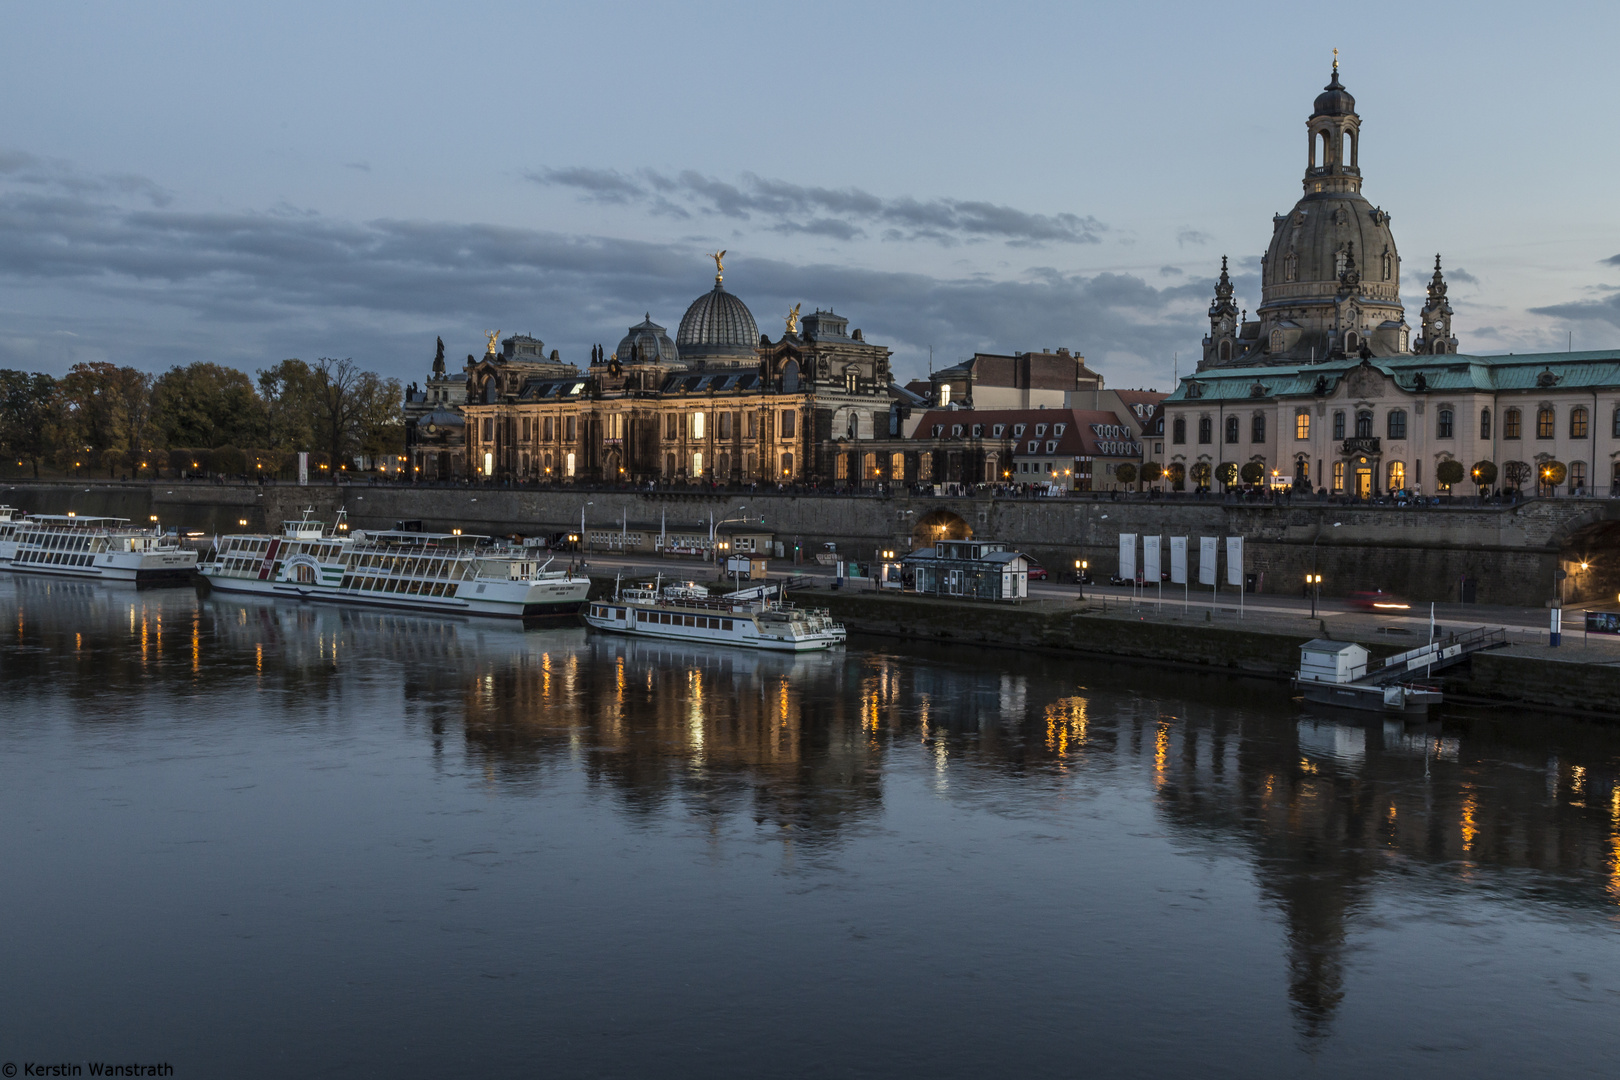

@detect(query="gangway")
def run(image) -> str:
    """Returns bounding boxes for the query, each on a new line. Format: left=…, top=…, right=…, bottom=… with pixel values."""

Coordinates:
left=1296, top=626, right=1507, bottom=714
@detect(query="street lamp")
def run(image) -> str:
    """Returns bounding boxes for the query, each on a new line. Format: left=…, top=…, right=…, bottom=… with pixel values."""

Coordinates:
left=1306, top=573, right=1323, bottom=619
left=581, top=501, right=593, bottom=554
left=1075, top=558, right=1088, bottom=599
left=709, top=504, right=751, bottom=564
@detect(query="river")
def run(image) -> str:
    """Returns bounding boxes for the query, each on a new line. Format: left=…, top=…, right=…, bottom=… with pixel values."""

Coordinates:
left=1, top=576, right=1617, bottom=1078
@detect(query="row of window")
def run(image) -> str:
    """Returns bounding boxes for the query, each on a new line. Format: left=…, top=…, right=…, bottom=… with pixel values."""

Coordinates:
left=487, top=410, right=800, bottom=445
left=589, top=604, right=738, bottom=632
left=15, top=550, right=94, bottom=567
left=1173, top=405, right=1620, bottom=444
left=340, top=575, right=460, bottom=597
left=930, top=421, right=1069, bottom=439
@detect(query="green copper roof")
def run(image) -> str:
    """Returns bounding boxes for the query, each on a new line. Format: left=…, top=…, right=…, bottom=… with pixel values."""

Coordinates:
left=1165, top=349, right=1620, bottom=402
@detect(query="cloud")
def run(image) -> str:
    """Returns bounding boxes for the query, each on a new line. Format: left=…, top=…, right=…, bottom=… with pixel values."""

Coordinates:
left=1447, top=267, right=1479, bottom=285
left=531, top=167, right=1105, bottom=247
left=344, top=162, right=371, bottom=172
left=0, top=152, right=1194, bottom=387
left=1603, top=254, right=1620, bottom=266
left=1159, top=265, right=1182, bottom=276
left=1176, top=229, right=1210, bottom=247
left=1529, top=294, right=1620, bottom=330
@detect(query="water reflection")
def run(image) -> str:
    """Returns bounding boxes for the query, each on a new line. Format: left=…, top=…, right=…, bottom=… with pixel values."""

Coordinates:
left=5, top=576, right=1620, bottom=1050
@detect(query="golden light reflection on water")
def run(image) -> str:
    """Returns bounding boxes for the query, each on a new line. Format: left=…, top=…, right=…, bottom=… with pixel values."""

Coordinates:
left=1461, top=789, right=1478, bottom=856
left=1153, top=721, right=1170, bottom=787
left=1042, top=696, right=1089, bottom=760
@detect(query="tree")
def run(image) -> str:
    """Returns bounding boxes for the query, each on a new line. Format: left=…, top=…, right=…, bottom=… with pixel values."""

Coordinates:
left=1471, top=460, right=1498, bottom=488
left=1190, top=461, right=1211, bottom=487
left=1216, top=462, right=1238, bottom=487
left=1141, top=461, right=1162, bottom=484
left=1165, top=462, right=1185, bottom=489
left=1114, top=462, right=1138, bottom=486
left=152, top=362, right=265, bottom=451
left=308, top=357, right=389, bottom=478
left=58, top=362, right=152, bottom=477
left=1436, top=459, right=1466, bottom=488
left=0, top=370, right=60, bottom=477
left=1540, top=461, right=1567, bottom=491
left=1503, top=460, right=1531, bottom=490
left=1240, top=461, right=1264, bottom=484
left=258, top=359, right=318, bottom=453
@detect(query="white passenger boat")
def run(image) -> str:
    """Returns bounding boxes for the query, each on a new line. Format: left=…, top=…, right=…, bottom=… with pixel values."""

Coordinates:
left=583, top=579, right=845, bottom=652
left=0, top=505, right=25, bottom=564
left=199, top=513, right=590, bottom=619
left=6, top=513, right=197, bottom=582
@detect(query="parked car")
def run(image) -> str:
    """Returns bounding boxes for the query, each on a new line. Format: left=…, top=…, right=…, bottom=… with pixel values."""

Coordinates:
left=1348, top=589, right=1411, bottom=612
left=1027, top=563, right=1049, bottom=581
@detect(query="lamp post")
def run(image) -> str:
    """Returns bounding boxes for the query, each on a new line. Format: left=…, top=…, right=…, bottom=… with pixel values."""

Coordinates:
left=580, top=501, right=593, bottom=555
left=709, top=504, right=750, bottom=564
left=1075, top=558, right=1087, bottom=600
left=1306, top=573, right=1323, bottom=619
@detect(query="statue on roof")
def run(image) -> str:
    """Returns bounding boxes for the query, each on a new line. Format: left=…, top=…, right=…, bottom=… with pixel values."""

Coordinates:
left=710, top=250, right=726, bottom=284
left=484, top=330, right=500, bottom=356
left=785, top=303, right=801, bottom=335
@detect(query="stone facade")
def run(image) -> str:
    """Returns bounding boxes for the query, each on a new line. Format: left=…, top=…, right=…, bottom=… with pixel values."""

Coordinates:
left=1155, top=64, right=1620, bottom=498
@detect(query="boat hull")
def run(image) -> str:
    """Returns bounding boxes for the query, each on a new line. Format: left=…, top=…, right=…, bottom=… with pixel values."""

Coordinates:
left=582, top=601, right=845, bottom=652
left=1299, top=680, right=1440, bottom=715
left=7, top=550, right=197, bottom=584
left=201, top=570, right=588, bottom=619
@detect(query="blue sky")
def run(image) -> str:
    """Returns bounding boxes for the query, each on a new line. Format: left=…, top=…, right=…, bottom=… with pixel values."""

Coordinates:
left=2, top=0, right=1618, bottom=390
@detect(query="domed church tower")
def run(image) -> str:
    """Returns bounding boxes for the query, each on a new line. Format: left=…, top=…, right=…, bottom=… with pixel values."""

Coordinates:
left=1201, top=56, right=1412, bottom=369
left=676, top=252, right=760, bottom=367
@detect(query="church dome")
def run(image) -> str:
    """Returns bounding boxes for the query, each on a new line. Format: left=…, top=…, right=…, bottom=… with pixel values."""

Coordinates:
left=677, top=281, right=759, bottom=362
left=615, top=314, right=678, bottom=365
left=1312, top=67, right=1355, bottom=118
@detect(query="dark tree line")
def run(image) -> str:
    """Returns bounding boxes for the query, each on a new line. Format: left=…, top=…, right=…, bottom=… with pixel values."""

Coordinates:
left=0, top=357, right=402, bottom=480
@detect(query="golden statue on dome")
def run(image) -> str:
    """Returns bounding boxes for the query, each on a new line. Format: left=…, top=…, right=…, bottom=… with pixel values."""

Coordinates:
left=709, top=250, right=726, bottom=284
left=484, top=330, right=500, bottom=356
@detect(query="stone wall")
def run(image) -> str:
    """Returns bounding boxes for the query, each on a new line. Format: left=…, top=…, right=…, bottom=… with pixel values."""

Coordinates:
left=7, top=481, right=1617, bottom=607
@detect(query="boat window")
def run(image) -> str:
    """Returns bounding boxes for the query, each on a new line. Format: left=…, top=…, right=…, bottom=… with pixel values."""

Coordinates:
left=722, top=620, right=733, bottom=631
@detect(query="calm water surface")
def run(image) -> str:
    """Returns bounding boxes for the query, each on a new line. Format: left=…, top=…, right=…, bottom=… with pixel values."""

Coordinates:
left=3, top=576, right=1619, bottom=1078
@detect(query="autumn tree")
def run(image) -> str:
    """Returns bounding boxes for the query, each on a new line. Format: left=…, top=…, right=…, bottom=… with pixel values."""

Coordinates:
left=0, top=370, right=60, bottom=477
left=152, top=362, right=266, bottom=451
left=58, top=362, right=153, bottom=476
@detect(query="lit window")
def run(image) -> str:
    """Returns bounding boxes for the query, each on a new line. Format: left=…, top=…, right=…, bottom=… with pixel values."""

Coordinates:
left=1295, top=411, right=1309, bottom=440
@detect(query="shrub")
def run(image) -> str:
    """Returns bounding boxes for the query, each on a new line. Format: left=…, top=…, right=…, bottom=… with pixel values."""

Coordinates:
left=1141, top=461, right=1162, bottom=483
left=1114, top=463, right=1138, bottom=485
left=1436, top=459, right=1465, bottom=487
left=1471, top=460, right=1497, bottom=487
left=1239, top=461, right=1264, bottom=484
left=1216, top=462, right=1238, bottom=486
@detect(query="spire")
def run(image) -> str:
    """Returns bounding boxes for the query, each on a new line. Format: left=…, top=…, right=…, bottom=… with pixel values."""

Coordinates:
left=1204, top=256, right=1241, bottom=366
left=1415, top=255, right=1457, bottom=355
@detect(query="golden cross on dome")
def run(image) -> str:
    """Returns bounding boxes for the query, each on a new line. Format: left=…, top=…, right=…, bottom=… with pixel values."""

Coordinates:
left=1332, top=47, right=1339, bottom=72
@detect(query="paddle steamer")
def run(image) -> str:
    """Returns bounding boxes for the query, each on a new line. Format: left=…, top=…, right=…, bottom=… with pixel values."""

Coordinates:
left=200, top=513, right=589, bottom=618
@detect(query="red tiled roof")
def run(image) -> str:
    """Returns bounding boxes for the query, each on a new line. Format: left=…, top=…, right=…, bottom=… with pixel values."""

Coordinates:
left=912, top=408, right=1141, bottom=457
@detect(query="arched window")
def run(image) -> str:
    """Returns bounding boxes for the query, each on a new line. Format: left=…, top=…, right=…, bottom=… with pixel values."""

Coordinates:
left=1198, top=417, right=1212, bottom=444
left=780, top=360, right=800, bottom=393
left=780, top=452, right=793, bottom=477
left=691, top=451, right=704, bottom=475
left=663, top=453, right=674, bottom=476
left=1344, top=330, right=1360, bottom=353
left=1480, top=408, right=1491, bottom=440
left=846, top=412, right=858, bottom=439
left=1218, top=340, right=1232, bottom=362
left=1571, top=406, right=1589, bottom=439
left=1570, top=461, right=1587, bottom=494
left=1342, top=131, right=1353, bottom=166
left=1316, top=131, right=1328, bottom=167
left=1173, top=417, right=1186, bottom=444
left=1387, top=410, right=1407, bottom=440
left=565, top=452, right=576, bottom=478
left=1536, top=407, right=1555, bottom=439
left=690, top=412, right=705, bottom=439
left=1295, top=411, right=1310, bottom=440
left=1355, top=411, right=1373, bottom=438
left=1333, top=411, right=1346, bottom=440
left=1387, top=461, right=1406, bottom=491
left=1251, top=414, right=1266, bottom=443
left=1504, top=408, right=1521, bottom=440
left=1437, top=409, right=1454, bottom=438
left=938, top=383, right=951, bottom=407
left=1225, top=416, right=1240, bottom=444
left=891, top=452, right=906, bottom=480
left=1270, top=329, right=1285, bottom=352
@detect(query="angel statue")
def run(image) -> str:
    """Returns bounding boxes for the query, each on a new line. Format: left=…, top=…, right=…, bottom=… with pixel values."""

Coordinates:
left=710, top=250, right=726, bottom=282
left=484, top=330, right=500, bottom=356
left=785, top=303, right=801, bottom=335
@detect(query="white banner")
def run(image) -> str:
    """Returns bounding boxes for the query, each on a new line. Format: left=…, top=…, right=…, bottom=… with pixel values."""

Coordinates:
left=1198, top=537, right=1217, bottom=586
left=297, top=451, right=309, bottom=486
left=1226, top=536, right=1245, bottom=587
left=1143, top=535, right=1161, bottom=583
left=1118, top=533, right=1136, bottom=582
left=1169, top=537, right=1188, bottom=585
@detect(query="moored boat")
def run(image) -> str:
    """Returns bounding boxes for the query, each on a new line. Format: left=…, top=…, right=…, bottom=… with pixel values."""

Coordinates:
left=6, top=513, right=197, bottom=582
left=583, top=578, right=845, bottom=652
left=199, top=513, right=589, bottom=619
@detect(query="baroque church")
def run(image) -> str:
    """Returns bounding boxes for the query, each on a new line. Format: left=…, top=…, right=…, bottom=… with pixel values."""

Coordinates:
left=404, top=254, right=898, bottom=485
left=1150, top=61, right=1620, bottom=498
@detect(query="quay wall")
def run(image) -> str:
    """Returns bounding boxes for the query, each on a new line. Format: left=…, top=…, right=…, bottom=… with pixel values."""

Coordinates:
left=8, top=480, right=1619, bottom=608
